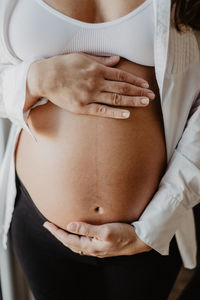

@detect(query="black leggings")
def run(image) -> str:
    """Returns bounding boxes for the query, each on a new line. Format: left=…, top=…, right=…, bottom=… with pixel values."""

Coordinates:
left=10, top=171, right=182, bottom=300
left=179, top=203, right=200, bottom=300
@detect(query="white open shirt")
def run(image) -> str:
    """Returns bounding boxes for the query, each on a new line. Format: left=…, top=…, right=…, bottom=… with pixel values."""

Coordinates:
left=0, top=0, right=200, bottom=270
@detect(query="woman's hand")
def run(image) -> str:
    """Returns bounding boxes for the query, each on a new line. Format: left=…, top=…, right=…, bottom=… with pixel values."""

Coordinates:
left=43, top=221, right=152, bottom=258
left=26, top=52, right=155, bottom=119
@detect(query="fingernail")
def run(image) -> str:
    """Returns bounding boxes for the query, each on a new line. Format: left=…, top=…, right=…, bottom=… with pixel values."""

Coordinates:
left=148, top=93, right=155, bottom=100
left=43, top=222, right=52, bottom=230
left=111, top=55, right=120, bottom=59
left=141, top=82, right=149, bottom=88
left=122, top=111, right=130, bottom=118
left=141, top=98, right=149, bottom=105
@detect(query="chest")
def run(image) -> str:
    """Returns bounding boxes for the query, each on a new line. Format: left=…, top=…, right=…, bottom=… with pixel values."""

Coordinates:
left=42, top=0, right=146, bottom=23
left=8, top=0, right=155, bottom=65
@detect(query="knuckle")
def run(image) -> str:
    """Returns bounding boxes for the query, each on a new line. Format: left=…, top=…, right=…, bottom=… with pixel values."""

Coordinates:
left=138, top=88, right=144, bottom=97
left=132, top=98, right=138, bottom=106
left=132, top=87, right=141, bottom=96
left=96, top=104, right=107, bottom=114
left=88, top=63, right=97, bottom=72
left=121, top=85, right=130, bottom=95
left=112, top=93, right=122, bottom=105
left=87, top=77, right=98, bottom=89
left=88, top=63, right=100, bottom=76
left=94, top=63, right=102, bottom=73
left=109, top=109, right=115, bottom=118
left=118, top=71, right=126, bottom=82
left=75, top=223, right=82, bottom=233
left=85, top=103, right=96, bottom=116
left=109, top=109, right=120, bottom=119
left=102, top=227, right=112, bottom=240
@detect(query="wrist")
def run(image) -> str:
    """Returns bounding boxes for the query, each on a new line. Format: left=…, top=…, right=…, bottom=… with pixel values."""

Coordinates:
left=135, top=235, right=152, bottom=253
left=129, top=225, right=152, bottom=254
left=24, top=59, right=45, bottom=112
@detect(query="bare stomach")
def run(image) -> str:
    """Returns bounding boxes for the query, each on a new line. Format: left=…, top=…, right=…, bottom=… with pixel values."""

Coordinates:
left=15, top=57, right=167, bottom=229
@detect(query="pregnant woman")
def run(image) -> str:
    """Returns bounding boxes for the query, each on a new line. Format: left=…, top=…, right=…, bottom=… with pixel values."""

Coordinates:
left=0, top=0, right=198, bottom=299
left=10, top=0, right=168, bottom=298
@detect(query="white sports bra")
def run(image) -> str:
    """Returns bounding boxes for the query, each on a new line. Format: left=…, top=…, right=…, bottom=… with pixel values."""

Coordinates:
left=8, top=0, right=155, bottom=66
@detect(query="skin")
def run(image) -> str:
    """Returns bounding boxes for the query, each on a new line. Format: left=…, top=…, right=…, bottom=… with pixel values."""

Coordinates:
left=16, top=0, right=166, bottom=256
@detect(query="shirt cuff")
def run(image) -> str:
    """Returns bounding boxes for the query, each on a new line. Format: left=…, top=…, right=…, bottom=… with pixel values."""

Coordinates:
left=131, top=187, right=188, bottom=255
left=22, top=97, right=49, bottom=142
left=2, top=56, right=48, bottom=142
left=159, top=150, right=200, bottom=209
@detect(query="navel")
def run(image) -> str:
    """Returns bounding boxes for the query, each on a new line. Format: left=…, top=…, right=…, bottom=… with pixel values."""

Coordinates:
left=94, top=206, right=104, bottom=214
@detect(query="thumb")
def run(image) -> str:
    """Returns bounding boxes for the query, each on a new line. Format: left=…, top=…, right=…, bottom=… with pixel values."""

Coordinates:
left=95, top=55, right=121, bottom=66
left=81, top=52, right=120, bottom=66
left=66, top=222, right=103, bottom=239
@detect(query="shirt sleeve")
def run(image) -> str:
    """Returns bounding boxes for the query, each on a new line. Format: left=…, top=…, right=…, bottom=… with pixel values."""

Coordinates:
left=132, top=96, right=200, bottom=255
left=0, top=57, right=49, bottom=142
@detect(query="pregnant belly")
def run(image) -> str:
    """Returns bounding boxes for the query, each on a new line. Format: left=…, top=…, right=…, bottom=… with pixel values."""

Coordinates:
left=15, top=58, right=167, bottom=229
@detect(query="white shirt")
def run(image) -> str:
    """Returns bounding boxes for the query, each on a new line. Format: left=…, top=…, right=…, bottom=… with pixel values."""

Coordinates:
left=0, top=0, right=200, bottom=270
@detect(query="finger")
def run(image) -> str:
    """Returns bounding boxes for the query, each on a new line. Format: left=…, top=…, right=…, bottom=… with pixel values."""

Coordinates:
left=67, top=222, right=106, bottom=240
left=103, top=66, right=150, bottom=88
left=43, top=221, right=60, bottom=233
left=85, top=103, right=131, bottom=119
left=102, top=81, right=155, bottom=99
left=59, top=232, right=94, bottom=252
left=43, top=222, right=71, bottom=239
left=43, top=221, right=84, bottom=245
left=43, top=221, right=85, bottom=247
left=66, top=236, right=108, bottom=258
left=96, top=92, right=150, bottom=107
left=43, top=222, right=105, bottom=256
left=81, top=52, right=121, bottom=67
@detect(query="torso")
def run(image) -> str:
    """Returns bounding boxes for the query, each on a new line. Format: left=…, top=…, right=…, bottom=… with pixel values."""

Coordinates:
left=15, top=0, right=167, bottom=229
